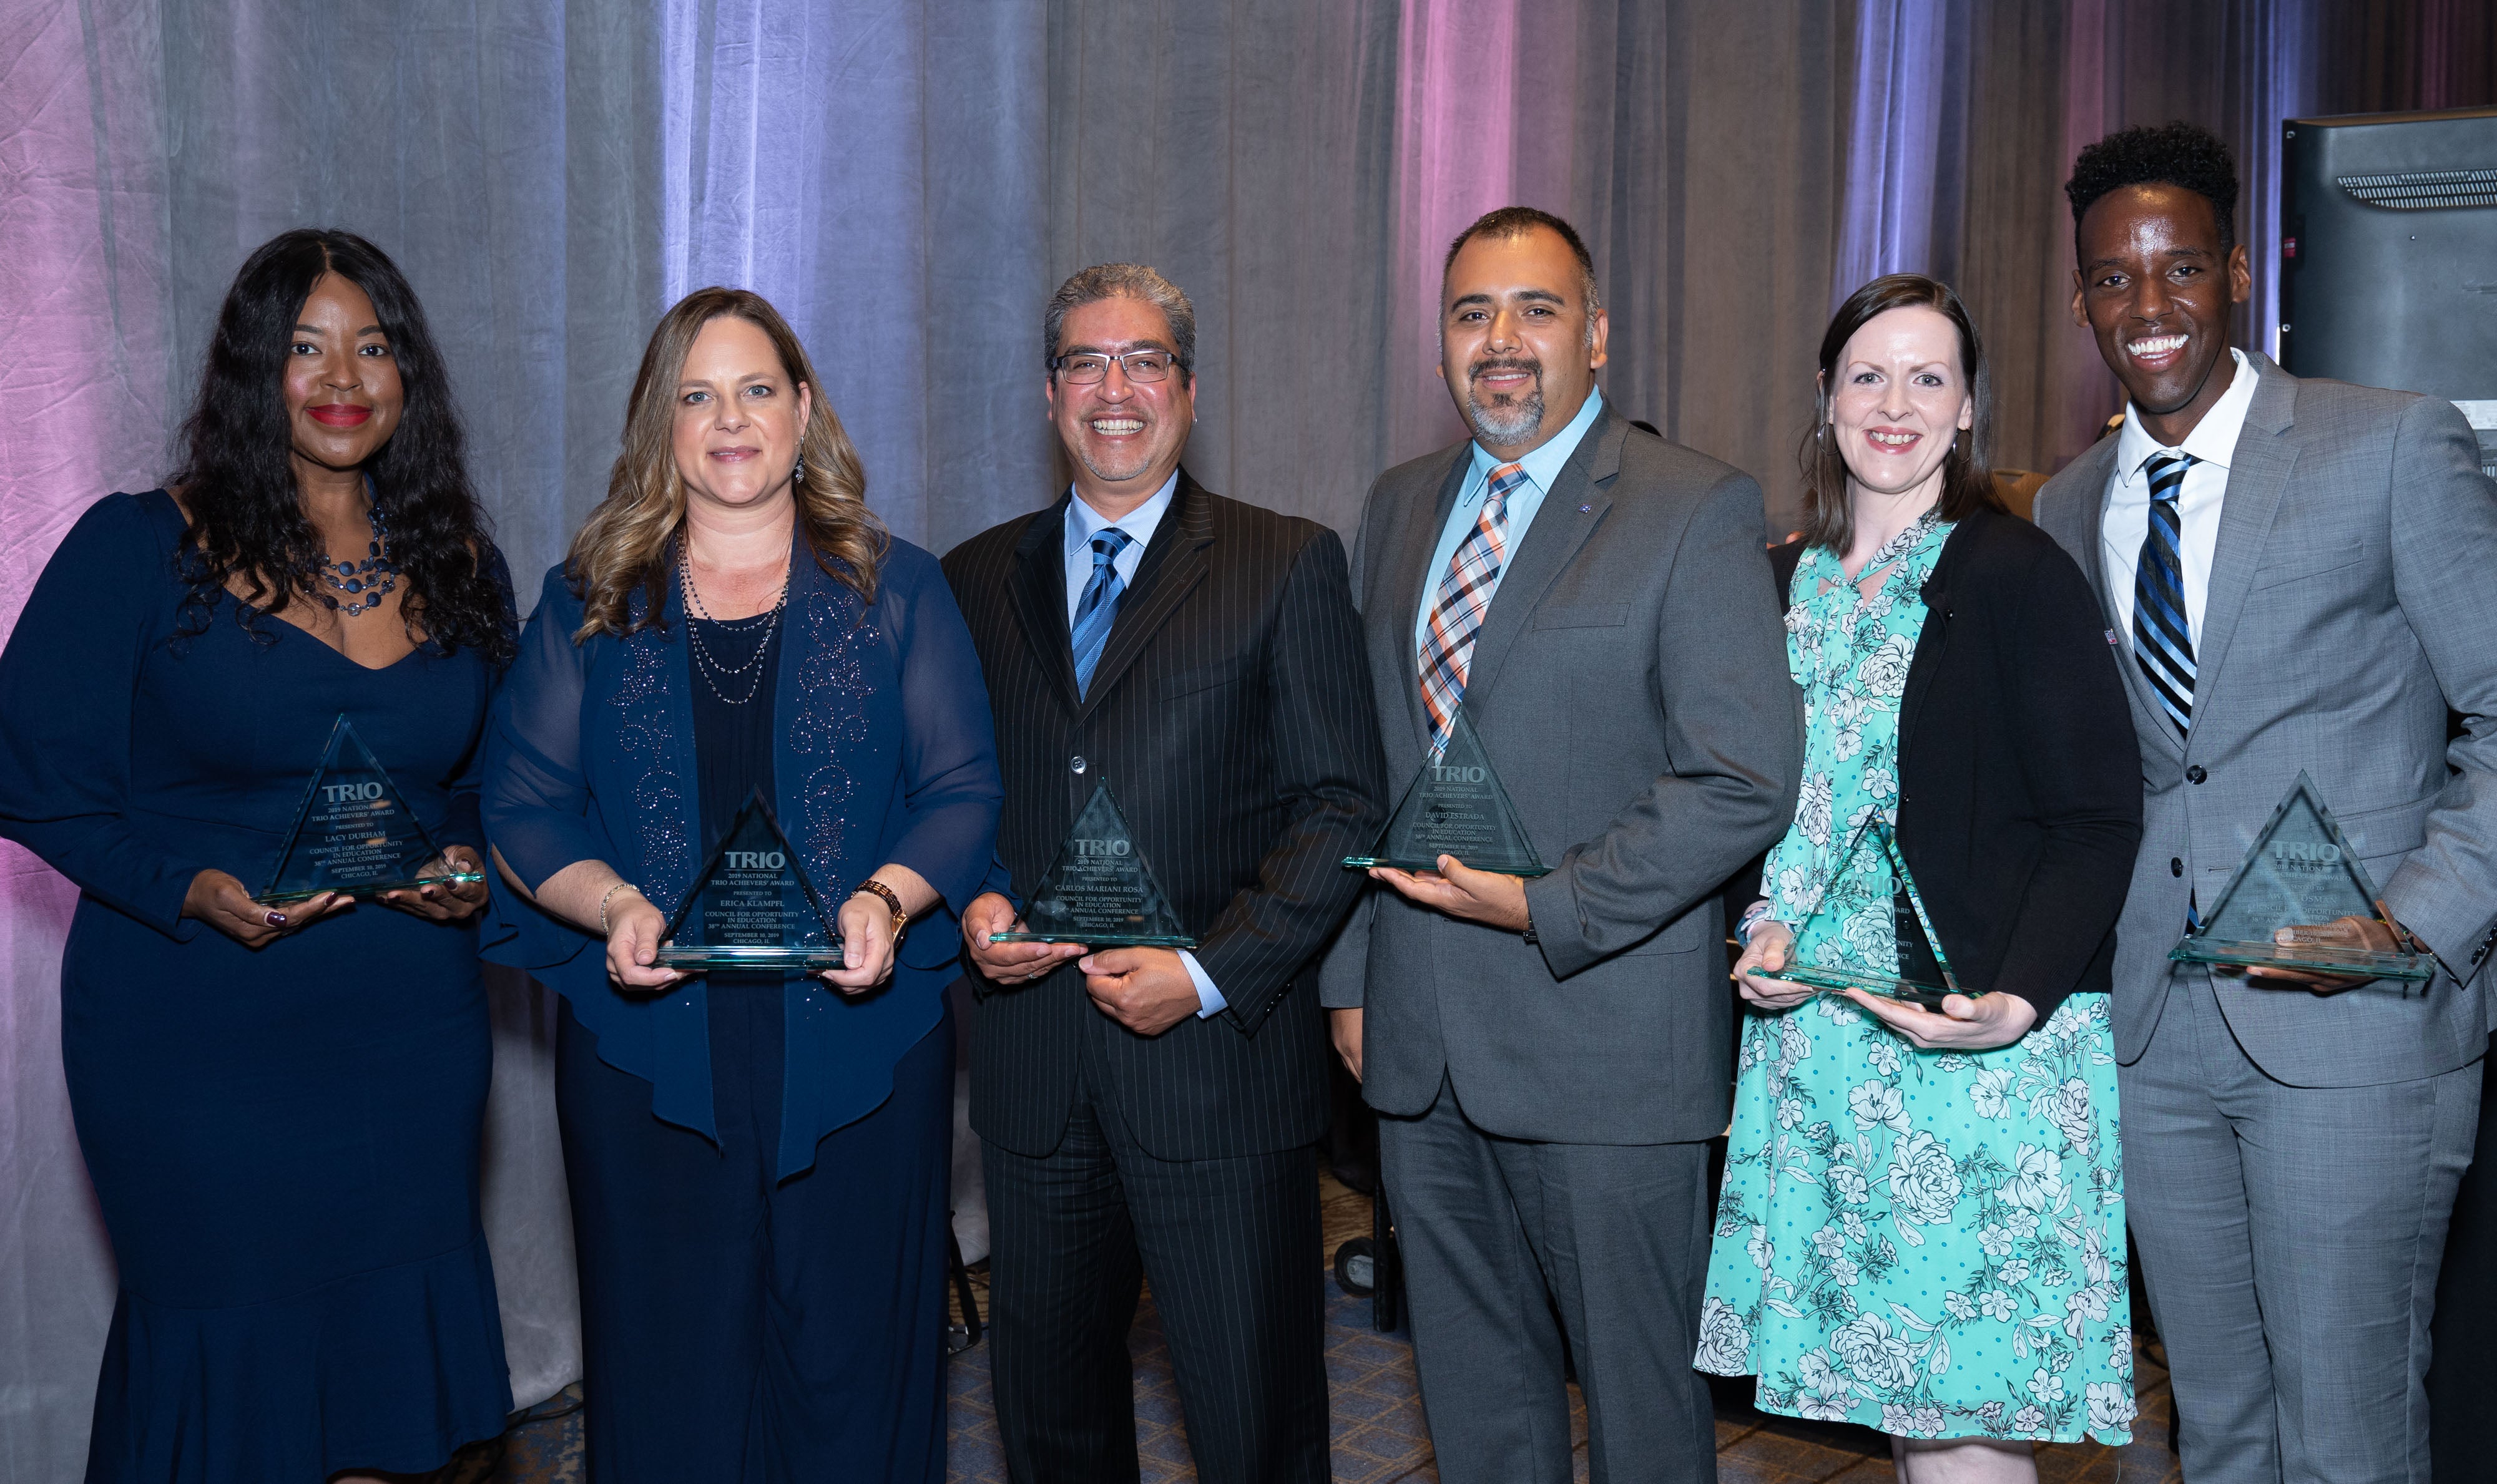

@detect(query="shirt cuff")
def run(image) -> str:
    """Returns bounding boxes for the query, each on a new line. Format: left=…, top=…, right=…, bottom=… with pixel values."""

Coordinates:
left=1179, top=949, right=1227, bottom=1018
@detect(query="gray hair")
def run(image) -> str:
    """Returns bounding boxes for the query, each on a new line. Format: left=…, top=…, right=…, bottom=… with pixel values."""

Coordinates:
left=1043, top=263, right=1197, bottom=383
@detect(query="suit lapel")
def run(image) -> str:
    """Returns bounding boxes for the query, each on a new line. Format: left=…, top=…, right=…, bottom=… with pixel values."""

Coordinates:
left=2065, top=439, right=2115, bottom=606
left=1074, top=473, right=1216, bottom=721
left=1006, top=495, right=1080, bottom=717
left=1390, top=447, right=1476, bottom=753
left=2186, top=357, right=2302, bottom=731
left=1462, top=408, right=1622, bottom=705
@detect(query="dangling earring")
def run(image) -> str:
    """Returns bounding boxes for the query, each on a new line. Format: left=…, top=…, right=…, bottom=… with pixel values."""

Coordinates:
left=792, top=456, right=807, bottom=485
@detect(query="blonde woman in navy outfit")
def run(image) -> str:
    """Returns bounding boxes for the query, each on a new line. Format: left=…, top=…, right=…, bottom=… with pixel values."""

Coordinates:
left=484, top=288, right=1002, bottom=1482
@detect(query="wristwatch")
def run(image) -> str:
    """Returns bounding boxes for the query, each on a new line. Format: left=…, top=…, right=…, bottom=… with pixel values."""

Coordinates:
left=853, top=878, right=909, bottom=943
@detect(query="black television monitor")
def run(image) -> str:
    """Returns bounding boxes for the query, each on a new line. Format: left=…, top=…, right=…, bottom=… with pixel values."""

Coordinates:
left=2279, top=105, right=2496, bottom=479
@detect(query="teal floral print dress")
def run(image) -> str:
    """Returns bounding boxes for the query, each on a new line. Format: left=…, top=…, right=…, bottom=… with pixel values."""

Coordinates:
left=1695, top=514, right=2135, bottom=1445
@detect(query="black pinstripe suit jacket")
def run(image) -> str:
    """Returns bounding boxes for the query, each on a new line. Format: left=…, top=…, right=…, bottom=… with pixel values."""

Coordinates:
left=943, top=474, right=1389, bottom=1162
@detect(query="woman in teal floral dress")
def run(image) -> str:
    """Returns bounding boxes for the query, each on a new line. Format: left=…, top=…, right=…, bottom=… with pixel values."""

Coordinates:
left=1697, top=276, right=2144, bottom=1481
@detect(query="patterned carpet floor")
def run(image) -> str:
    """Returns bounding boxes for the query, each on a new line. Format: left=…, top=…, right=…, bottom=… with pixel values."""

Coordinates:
left=495, top=1175, right=2184, bottom=1483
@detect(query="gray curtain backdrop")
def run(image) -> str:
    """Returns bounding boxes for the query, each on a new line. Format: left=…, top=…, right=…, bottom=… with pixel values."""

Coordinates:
left=3, top=2, right=2486, bottom=1480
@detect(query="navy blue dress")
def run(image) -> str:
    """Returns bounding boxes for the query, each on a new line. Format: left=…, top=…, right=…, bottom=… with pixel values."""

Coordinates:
left=0, top=492, right=513, bottom=1482
left=483, top=533, right=1002, bottom=1482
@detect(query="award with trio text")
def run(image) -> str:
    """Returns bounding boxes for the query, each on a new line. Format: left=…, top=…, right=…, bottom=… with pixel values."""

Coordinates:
left=1343, top=707, right=1550, bottom=877
left=652, top=790, right=846, bottom=970
left=2169, top=771, right=2434, bottom=983
left=990, top=779, right=1197, bottom=949
left=1752, top=817, right=1979, bottom=1010
left=256, top=715, right=487, bottom=904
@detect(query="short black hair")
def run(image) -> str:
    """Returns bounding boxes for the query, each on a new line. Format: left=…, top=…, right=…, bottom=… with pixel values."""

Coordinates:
left=2065, top=121, right=2239, bottom=260
left=1441, top=206, right=1603, bottom=314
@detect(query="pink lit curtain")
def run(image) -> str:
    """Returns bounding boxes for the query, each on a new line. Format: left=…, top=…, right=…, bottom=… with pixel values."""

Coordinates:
left=4, top=2, right=2490, bottom=1479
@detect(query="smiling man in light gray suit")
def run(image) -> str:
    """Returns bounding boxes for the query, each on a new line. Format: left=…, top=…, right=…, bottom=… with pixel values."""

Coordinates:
left=2033, top=123, right=2497, bottom=1484
left=1319, top=207, right=1799, bottom=1484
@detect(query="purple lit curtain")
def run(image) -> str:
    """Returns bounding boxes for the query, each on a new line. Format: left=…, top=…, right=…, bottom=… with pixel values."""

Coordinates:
left=3, top=2, right=2490, bottom=1479
left=1830, top=0, right=2327, bottom=474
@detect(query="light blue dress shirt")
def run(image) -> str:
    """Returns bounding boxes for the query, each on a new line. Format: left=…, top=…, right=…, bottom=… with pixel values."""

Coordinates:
left=1411, top=389, right=1606, bottom=656
left=1062, top=475, right=1226, bottom=1020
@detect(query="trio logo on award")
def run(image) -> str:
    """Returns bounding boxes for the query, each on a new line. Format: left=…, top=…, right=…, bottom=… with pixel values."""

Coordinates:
left=1752, top=816, right=1979, bottom=1010
left=654, top=789, right=846, bottom=970
left=2170, top=771, right=2434, bottom=983
left=1343, top=706, right=1549, bottom=877
left=257, top=715, right=486, bottom=904
left=990, top=779, right=1196, bottom=949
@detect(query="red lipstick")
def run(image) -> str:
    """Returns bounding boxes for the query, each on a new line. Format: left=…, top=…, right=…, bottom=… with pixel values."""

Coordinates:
left=307, top=403, right=371, bottom=427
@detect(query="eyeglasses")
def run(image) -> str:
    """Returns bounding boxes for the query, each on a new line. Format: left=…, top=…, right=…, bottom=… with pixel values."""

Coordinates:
left=1053, top=349, right=1178, bottom=384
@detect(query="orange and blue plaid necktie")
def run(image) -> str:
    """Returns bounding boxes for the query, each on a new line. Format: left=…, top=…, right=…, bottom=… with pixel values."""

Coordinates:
left=1418, top=462, right=1528, bottom=754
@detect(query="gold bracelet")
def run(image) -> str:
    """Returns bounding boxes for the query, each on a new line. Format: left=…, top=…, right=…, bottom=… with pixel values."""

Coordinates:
left=853, top=877, right=909, bottom=941
left=598, top=881, right=642, bottom=938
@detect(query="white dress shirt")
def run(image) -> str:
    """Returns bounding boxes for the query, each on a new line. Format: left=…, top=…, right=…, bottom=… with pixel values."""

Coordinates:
left=1410, top=389, right=1606, bottom=655
left=2101, top=348, right=2259, bottom=648
left=1061, top=474, right=1225, bottom=1018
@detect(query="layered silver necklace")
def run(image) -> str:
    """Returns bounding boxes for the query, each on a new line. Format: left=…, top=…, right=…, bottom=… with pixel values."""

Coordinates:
left=677, top=541, right=788, bottom=706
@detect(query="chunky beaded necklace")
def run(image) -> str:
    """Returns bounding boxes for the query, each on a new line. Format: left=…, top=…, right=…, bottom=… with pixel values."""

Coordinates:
left=679, top=541, right=788, bottom=706
left=300, top=499, right=398, bottom=618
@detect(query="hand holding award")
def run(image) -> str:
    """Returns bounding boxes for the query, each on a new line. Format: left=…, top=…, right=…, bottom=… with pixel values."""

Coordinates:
left=374, top=844, right=489, bottom=922
left=182, top=867, right=352, bottom=946
left=963, top=892, right=1084, bottom=985
left=2169, top=772, right=2435, bottom=990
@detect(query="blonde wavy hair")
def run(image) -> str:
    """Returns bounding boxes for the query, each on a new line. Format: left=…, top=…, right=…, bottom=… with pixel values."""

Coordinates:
left=566, top=287, right=886, bottom=640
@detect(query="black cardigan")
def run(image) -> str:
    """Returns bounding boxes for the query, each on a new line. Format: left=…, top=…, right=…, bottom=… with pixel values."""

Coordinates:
left=1765, top=505, right=2141, bottom=1020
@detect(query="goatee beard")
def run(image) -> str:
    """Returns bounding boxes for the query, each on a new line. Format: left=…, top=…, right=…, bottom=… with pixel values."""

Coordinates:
left=1465, top=361, right=1545, bottom=445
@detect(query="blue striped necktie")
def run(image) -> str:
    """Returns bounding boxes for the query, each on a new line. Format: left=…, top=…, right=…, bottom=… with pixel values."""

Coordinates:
left=2133, top=451, right=2197, bottom=736
left=1071, top=527, right=1134, bottom=697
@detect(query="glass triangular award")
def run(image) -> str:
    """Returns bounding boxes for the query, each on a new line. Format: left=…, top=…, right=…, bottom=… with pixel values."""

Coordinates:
left=989, top=779, right=1197, bottom=948
left=2169, top=771, right=2434, bottom=982
left=256, top=715, right=488, bottom=904
left=652, top=789, right=845, bottom=970
left=1343, top=706, right=1550, bottom=877
left=1752, top=816, right=1976, bottom=1010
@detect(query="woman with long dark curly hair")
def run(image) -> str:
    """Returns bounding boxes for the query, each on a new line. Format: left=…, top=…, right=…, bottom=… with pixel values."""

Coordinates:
left=0, top=228, right=516, bottom=1483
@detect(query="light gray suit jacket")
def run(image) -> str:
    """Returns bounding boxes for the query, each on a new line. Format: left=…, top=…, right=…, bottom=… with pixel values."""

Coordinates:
left=1318, top=406, right=1802, bottom=1144
left=2033, top=354, right=2497, bottom=1086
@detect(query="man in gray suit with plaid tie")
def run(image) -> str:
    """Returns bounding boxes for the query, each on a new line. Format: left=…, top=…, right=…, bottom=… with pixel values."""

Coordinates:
left=1320, top=207, right=1799, bottom=1484
left=2033, top=122, right=2497, bottom=1483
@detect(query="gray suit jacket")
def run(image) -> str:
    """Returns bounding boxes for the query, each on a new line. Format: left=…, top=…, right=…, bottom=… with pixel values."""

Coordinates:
left=2033, top=354, right=2497, bottom=1086
left=1318, top=406, right=1802, bottom=1143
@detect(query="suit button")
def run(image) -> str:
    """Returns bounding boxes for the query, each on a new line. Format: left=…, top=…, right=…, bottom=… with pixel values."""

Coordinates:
left=2186, top=765, right=2207, bottom=784
left=2171, top=857, right=2183, bottom=877
left=1071, top=755, right=1087, bottom=774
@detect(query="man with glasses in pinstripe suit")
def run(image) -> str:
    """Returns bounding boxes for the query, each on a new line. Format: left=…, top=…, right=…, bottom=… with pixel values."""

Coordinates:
left=946, top=263, right=1388, bottom=1484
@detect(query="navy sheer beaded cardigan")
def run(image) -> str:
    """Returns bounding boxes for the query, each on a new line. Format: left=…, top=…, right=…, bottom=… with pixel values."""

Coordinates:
left=483, top=530, right=1003, bottom=1177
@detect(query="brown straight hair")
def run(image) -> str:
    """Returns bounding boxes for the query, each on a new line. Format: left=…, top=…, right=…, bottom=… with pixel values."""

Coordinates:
left=566, top=287, right=885, bottom=641
left=1797, top=274, right=2001, bottom=554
